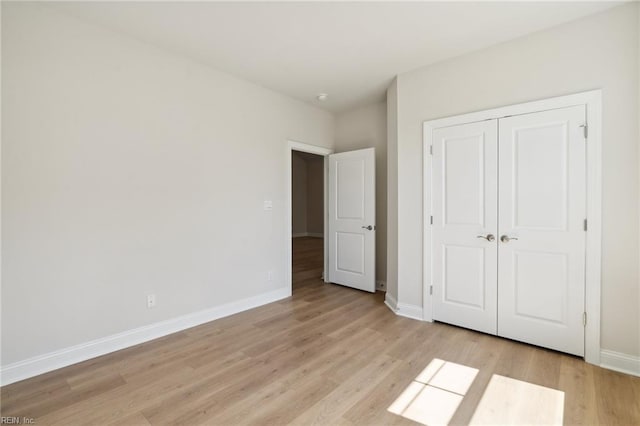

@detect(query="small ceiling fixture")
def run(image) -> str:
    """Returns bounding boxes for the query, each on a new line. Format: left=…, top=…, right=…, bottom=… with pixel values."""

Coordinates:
left=316, top=93, right=328, bottom=102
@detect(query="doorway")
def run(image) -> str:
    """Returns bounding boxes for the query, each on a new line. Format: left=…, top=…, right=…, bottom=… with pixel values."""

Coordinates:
left=291, top=150, right=326, bottom=292
left=286, top=141, right=332, bottom=295
left=285, top=141, right=378, bottom=296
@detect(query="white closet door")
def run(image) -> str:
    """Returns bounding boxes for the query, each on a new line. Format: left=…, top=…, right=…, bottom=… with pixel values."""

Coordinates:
left=328, top=148, right=376, bottom=293
left=497, top=105, right=586, bottom=356
left=432, top=120, right=498, bottom=334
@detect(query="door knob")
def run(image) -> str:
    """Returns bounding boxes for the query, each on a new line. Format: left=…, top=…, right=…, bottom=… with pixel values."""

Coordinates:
left=476, top=234, right=495, bottom=242
left=362, top=225, right=374, bottom=231
left=500, top=235, right=519, bottom=243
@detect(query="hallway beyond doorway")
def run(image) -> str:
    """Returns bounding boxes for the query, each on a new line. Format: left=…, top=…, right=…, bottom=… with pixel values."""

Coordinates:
left=292, top=237, right=324, bottom=292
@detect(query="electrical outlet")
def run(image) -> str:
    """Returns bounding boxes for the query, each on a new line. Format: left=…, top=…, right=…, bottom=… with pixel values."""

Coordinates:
left=147, top=294, right=156, bottom=309
left=263, top=200, right=273, bottom=211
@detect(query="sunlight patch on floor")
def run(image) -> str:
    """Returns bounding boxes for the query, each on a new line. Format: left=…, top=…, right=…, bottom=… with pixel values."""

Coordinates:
left=387, top=358, right=478, bottom=426
left=469, top=374, right=564, bottom=425
left=388, top=359, right=565, bottom=426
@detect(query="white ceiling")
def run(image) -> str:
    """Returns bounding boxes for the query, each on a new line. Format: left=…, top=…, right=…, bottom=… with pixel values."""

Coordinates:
left=51, top=1, right=622, bottom=113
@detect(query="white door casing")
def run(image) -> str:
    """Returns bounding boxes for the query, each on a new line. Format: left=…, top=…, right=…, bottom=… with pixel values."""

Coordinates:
left=431, top=120, right=498, bottom=334
left=328, top=148, right=376, bottom=292
left=497, top=106, right=586, bottom=356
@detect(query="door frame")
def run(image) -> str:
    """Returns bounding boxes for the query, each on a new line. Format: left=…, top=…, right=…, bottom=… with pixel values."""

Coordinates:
left=286, top=140, right=333, bottom=295
left=422, top=90, right=602, bottom=364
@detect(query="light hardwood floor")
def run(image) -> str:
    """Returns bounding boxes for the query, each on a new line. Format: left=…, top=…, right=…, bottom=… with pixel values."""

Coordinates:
left=1, top=237, right=639, bottom=425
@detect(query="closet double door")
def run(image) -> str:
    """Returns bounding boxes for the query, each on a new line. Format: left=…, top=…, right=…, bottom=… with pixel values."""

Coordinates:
left=431, top=105, right=587, bottom=356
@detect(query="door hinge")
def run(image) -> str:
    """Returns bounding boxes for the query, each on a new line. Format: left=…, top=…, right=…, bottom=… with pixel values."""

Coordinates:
left=430, top=285, right=433, bottom=296
left=583, top=312, right=587, bottom=327
left=580, top=124, right=588, bottom=139
left=429, top=145, right=433, bottom=155
left=583, top=219, right=588, bottom=231
left=430, top=215, right=433, bottom=225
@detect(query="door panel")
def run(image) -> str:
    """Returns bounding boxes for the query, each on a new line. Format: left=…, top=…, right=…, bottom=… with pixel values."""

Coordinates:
left=443, top=135, right=486, bottom=226
left=432, top=120, right=498, bottom=334
left=512, top=121, right=569, bottom=230
left=328, top=148, right=375, bottom=292
left=497, top=105, right=586, bottom=356
left=443, top=245, right=486, bottom=309
left=336, top=232, right=365, bottom=274
left=513, top=251, right=568, bottom=324
left=336, top=160, right=365, bottom=219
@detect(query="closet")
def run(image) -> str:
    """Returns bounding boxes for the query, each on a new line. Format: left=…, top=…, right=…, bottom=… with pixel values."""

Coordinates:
left=429, top=104, right=587, bottom=356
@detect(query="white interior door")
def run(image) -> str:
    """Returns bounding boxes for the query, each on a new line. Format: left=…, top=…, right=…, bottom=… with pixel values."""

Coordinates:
left=497, top=105, right=586, bottom=356
left=431, top=120, right=498, bottom=334
left=328, top=148, right=376, bottom=292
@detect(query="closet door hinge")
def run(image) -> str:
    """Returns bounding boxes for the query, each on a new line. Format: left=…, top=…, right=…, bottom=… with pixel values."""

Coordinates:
left=429, top=145, right=433, bottom=155
left=580, top=124, right=588, bottom=139
left=583, top=219, right=588, bottom=231
left=430, top=285, right=433, bottom=296
left=583, top=312, right=587, bottom=327
left=430, top=215, right=433, bottom=225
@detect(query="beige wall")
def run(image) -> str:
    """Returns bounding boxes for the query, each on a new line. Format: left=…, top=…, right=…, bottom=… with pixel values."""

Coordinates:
left=389, top=3, right=639, bottom=357
left=291, top=152, right=308, bottom=234
left=1, top=3, right=334, bottom=366
left=335, top=102, right=387, bottom=285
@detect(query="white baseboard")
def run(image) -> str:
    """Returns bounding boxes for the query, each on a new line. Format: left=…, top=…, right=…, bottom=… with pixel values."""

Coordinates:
left=0, top=287, right=290, bottom=386
left=376, top=280, right=386, bottom=291
left=385, top=293, right=422, bottom=320
left=292, top=232, right=323, bottom=238
left=600, top=349, right=640, bottom=377
left=397, top=302, right=424, bottom=321
left=384, top=293, right=398, bottom=312
left=383, top=300, right=638, bottom=375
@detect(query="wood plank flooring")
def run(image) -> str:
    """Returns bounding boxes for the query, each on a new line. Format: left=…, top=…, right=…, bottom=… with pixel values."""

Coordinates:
left=1, top=236, right=639, bottom=425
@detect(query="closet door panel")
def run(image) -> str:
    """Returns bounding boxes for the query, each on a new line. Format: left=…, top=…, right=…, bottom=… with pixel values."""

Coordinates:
left=497, top=105, right=587, bottom=356
left=431, top=120, right=498, bottom=334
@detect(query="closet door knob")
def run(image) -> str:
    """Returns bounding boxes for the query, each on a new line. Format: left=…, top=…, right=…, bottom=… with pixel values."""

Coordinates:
left=476, top=234, right=495, bottom=242
left=500, top=235, right=519, bottom=243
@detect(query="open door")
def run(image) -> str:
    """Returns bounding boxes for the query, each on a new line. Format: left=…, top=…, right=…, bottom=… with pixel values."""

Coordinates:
left=328, top=148, right=376, bottom=292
